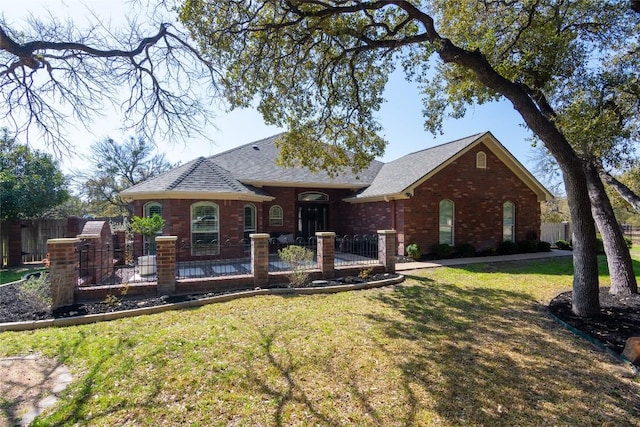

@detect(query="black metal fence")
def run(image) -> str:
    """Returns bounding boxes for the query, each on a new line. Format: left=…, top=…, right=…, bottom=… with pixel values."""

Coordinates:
left=335, top=234, right=379, bottom=267
left=268, top=236, right=318, bottom=272
left=176, top=239, right=251, bottom=279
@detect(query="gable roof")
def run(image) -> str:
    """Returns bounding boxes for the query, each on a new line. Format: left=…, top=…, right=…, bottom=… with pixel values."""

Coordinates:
left=346, top=132, right=553, bottom=202
left=209, top=134, right=384, bottom=188
left=120, top=131, right=552, bottom=203
left=120, top=156, right=274, bottom=202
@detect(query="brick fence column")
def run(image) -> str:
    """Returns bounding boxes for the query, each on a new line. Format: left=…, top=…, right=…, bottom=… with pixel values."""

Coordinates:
left=377, top=230, right=397, bottom=274
left=156, top=236, right=177, bottom=296
left=47, top=238, right=79, bottom=309
left=251, top=233, right=270, bottom=287
left=316, top=232, right=335, bottom=279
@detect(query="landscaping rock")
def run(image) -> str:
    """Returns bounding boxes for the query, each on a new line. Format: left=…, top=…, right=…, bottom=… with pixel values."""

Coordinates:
left=622, top=337, right=640, bottom=364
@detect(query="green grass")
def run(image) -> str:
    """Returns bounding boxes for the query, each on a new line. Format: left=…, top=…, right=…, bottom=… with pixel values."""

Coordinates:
left=1, top=255, right=639, bottom=426
left=0, top=265, right=45, bottom=285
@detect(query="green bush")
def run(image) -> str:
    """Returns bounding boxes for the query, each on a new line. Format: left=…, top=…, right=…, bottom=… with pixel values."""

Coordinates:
left=516, top=240, right=537, bottom=254
left=497, top=240, right=518, bottom=255
left=536, top=241, right=552, bottom=252
left=406, top=243, right=421, bottom=261
left=278, top=245, right=314, bottom=287
left=624, top=237, right=633, bottom=249
left=430, top=243, right=452, bottom=259
left=555, top=240, right=572, bottom=250
left=455, top=243, right=476, bottom=258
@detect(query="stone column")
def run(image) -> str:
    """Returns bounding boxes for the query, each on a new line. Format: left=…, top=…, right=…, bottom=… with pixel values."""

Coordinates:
left=251, top=233, right=270, bottom=287
left=156, top=236, right=177, bottom=296
left=377, top=230, right=397, bottom=274
left=47, top=238, right=79, bottom=309
left=316, top=232, right=336, bottom=279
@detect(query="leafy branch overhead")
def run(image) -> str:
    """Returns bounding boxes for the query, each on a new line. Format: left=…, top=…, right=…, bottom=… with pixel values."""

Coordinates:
left=0, top=10, right=220, bottom=154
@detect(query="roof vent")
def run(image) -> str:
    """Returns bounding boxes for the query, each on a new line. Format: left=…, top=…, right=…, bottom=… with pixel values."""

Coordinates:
left=252, top=144, right=259, bottom=150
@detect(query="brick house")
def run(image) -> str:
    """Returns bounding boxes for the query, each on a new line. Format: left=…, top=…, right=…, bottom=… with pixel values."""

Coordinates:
left=120, top=131, right=552, bottom=258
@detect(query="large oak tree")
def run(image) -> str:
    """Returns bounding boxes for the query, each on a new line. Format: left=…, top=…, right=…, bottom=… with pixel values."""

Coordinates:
left=181, top=0, right=639, bottom=316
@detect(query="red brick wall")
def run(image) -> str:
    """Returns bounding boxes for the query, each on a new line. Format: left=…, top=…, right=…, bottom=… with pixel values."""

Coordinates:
left=402, top=142, right=540, bottom=254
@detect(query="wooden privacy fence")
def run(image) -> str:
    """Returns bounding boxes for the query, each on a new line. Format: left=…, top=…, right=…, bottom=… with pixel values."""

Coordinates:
left=540, top=222, right=571, bottom=245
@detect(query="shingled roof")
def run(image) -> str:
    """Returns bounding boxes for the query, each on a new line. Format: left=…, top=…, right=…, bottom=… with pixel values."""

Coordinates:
left=120, top=156, right=273, bottom=201
left=209, top=134, right=384, bottom=188
left=121, top=131, right=552, bottom=203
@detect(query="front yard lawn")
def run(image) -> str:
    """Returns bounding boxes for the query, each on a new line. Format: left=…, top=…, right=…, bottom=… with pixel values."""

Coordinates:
left=0, top=256, right=638, bottom=426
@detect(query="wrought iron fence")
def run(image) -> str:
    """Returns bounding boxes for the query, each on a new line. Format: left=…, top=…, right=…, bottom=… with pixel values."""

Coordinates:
left=177, top=239, right=251, bottom=279
left=77, top=234, right=156, bottom=286
left=334, top=234, right=379, bottom=267
left=268, top=236, right=318, bottom=272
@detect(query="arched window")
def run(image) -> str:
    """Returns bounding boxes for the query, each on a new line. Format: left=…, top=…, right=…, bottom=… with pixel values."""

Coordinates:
left=191, top=202, right=219, bottom=255
left=244, top=203, right=256, bottom=234
left=476, top=151, right=487, bottom=169
left=144, top=201, right=162, bottom=218
left=298, top=191, right=329, bottom=202
left=439, top=200, right=454, bottom=245
left=269, top=205, right=284, bottom=226
left=503, top=201, right=515, bottom=242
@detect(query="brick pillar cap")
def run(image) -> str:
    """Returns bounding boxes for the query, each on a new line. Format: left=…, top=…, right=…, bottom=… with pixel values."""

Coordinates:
left=377, top=230, right=397, bottom=235
left=47, top=238, right=81, bottom=244
left=77, top=234, right=100, bottom=239
left=315, top=232, right=336, bottom=237
left=250, top=233, right=270, bottom=239
left=156, top=236, right=178, bottom=242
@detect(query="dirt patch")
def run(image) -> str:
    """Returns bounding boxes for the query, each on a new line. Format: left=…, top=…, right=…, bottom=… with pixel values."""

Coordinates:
left=0, top=356, right=72, bottom=427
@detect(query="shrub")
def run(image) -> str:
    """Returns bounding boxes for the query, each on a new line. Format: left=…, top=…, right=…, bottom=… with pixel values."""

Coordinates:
left=555, top=240, right=572, bottom=250
left=536, top=241, right=552, bottom=252
left=497, top=240, right=518, bottom=255
left=18, top=272, right=51, bottom=311
left=406, top=243, right=421, bottom=260
left=278, top=245, right=314, bottom=287
left=516, top=240, right=537, bottom=254
left=456, top=243, right=476, bottom=258
left=624, top=237, right=633, bottom=249
left=430, top=243, right=452, bottom=259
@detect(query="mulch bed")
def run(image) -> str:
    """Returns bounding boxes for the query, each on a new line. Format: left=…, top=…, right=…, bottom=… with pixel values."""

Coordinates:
left=0, top=274, right=395, bottom=323
left=548, top=287, right=640, bottom=357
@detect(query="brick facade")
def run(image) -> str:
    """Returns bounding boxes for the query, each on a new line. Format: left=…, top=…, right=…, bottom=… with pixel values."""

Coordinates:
left=129, top=142, right=541, bottom=257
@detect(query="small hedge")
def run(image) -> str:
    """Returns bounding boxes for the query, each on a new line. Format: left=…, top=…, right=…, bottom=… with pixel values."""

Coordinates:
left=555, top=240, right=572, bottom=250
left=430, top=243, right=452, bottom=259
left=497, top=240, right=518, bottom=255
left=455, top=243, right=476, bottom=258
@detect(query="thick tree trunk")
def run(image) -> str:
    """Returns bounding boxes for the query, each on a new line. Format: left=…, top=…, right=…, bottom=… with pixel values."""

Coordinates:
left=585, top=164, right=638, bottom=295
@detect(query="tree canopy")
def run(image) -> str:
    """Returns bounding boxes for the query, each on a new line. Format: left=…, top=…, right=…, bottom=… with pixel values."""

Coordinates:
left=0, top=129, right=69, bottom=220
left=74, top=136, right=176, bottom=216
left=0, top=4, right=219, bottom=154
left=180, top=0, right=640, bottom=315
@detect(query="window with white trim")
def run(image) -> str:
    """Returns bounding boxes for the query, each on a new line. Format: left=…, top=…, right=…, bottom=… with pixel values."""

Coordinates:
left=191, top=202, right=219, bottom=255
left=144, top=201, right=162, bottom=218
left=269, top=205, right=284, bottom=226
left=439, top=199, right=454, bottom=245
left=476, top=151, right=487, bottom=169
left=503, top=201, right=515, bottom=242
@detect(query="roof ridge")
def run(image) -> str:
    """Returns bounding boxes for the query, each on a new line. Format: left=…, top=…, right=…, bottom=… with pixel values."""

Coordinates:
left=395, top=132, right=486, bottom=159
left=201, top=158, right=247, bottom=192
left=208, top=133, right=286, bottom=160
left=167, top=157, right=206, bottom=190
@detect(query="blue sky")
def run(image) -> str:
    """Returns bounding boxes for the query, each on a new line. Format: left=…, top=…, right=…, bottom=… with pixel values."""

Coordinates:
left=4, top=0, right=540, bottom=176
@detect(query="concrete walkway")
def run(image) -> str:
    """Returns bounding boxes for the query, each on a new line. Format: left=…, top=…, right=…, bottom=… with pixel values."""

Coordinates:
left=396, top=249, right=573, bottom=272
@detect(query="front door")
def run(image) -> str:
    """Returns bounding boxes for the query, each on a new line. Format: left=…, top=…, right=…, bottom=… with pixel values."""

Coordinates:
left=298, top=204, right=329, bottom=238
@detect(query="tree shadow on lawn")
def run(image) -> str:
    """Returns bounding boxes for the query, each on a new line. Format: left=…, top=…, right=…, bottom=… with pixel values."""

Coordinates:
left=366, top=274, right=640, bottom=426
